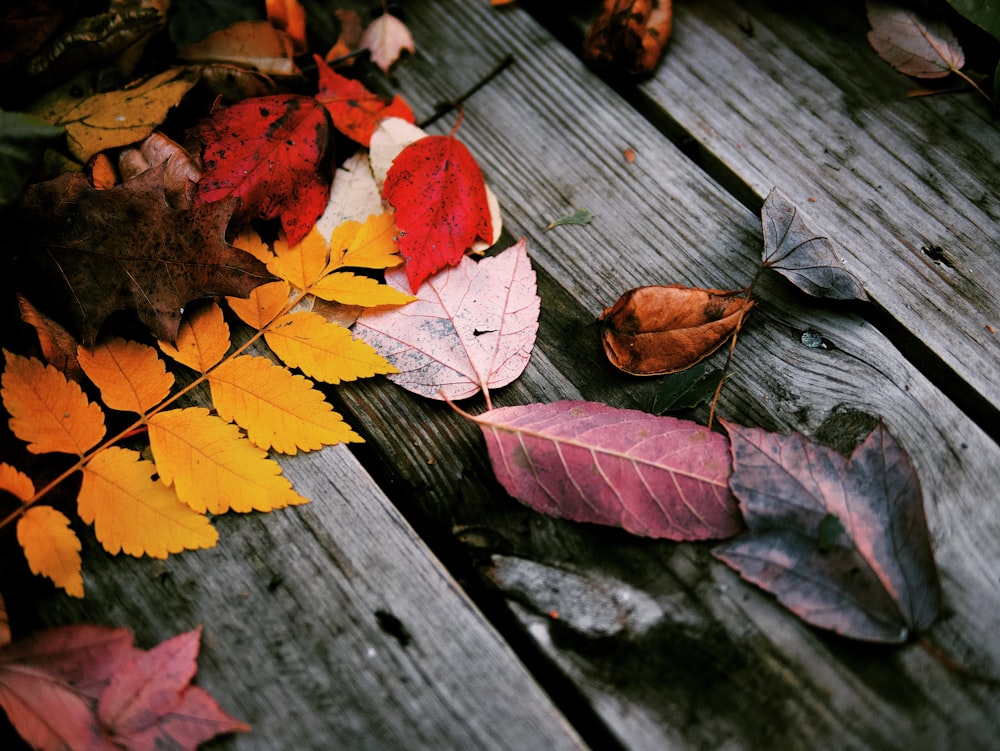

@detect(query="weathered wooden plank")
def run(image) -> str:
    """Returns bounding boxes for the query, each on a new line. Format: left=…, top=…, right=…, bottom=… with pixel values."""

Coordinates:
left=599, top=0, right=1000, bottom=416
left=325, top=1, right=1000, bottom=748
left=9, top=443, right=586, bottom=750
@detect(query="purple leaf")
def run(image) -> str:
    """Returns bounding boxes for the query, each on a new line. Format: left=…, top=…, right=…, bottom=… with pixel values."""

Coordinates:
left=761, top=188, right=867, bottom=301
left=472, top=401, right=742, bottom=540
left=714, top=421, right=941, bottom=643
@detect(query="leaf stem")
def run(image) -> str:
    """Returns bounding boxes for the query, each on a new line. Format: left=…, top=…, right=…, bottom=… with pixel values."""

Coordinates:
left=419, top=53, right=515, bottom=129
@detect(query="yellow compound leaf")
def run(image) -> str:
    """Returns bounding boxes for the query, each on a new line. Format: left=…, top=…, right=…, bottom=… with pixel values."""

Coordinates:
left=267, top=226, right=331, bottom=291
left=265, top=312, right=397, bottom=384
left=78, top=446, right=218, bottom=558
left=0, top=463, right=35, bottom=501
left=232, top=226, right=275, bottom=264
left=209, top=355, right=362, bottom=453
left=77, top=338, right=174, bottom=414
left=159, top=302, right=231, bottom=373
left=32, top=67, right=199, bottom=163
left=148, top=407, right=308, bottom=514
left=226, top=280, right=291, bottom=330
left=1, top=350, right=105, bottom=456
left=336, top=212, right=403, bottom=269
left=17, top=506, right=84, bottom=598
left=310, top=272, right=416, bottom=307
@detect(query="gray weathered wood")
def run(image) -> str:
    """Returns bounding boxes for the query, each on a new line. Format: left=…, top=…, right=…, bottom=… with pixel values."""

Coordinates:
left=321, top=0, right=1000, bottom=748
left=20, top=443, right=585, bottom=750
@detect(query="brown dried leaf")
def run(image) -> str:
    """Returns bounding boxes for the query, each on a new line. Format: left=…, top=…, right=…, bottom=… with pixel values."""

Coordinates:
left=600, top=284, right=753, bottom=375
left=583, top=0, right=673, bottom=77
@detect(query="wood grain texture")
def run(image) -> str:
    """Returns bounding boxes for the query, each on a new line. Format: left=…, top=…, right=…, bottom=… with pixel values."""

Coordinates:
left=12, top=444, right=584, bottom=750
left=324, top=0, right=1000, bottom=748
left=631, top=0, right=1000, bottom=414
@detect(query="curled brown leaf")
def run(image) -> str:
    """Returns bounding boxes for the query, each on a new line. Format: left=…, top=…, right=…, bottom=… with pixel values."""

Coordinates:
left=600, top=284, right=753, bottom=376
left=583, top=0, right=673, bottom=77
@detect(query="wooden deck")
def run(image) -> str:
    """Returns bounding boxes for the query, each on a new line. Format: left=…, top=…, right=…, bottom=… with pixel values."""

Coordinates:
left=10, top=0, right=1000, bottom=748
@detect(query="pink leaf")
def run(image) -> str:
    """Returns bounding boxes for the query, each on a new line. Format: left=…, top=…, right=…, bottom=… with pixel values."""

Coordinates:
left=354, top=239, right=538, bottom=403
left=714, top=421, right=941, bottom=642
left=471, top=400, right=742, bottom=540
left=866, top=1, right=964, bottom=79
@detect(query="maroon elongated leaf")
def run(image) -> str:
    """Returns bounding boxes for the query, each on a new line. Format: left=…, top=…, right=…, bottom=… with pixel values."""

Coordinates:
left=471, top=400, right=742, bottom=540
left=355, top=239, right=538, bottom=404
left=866, top=2, right=964, bottom=79
left=714, top=421, right=941, bottom=643
left=761, top=188, right=867, bottom=301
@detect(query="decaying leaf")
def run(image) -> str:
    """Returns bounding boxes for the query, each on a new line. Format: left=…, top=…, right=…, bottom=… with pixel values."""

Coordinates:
left=583, top=0, right=673, bottom=77
left=0, top=624, right=248, bottom=751
left=381, top=119, right=495, bottom=289
left=600, top=284, right=753, bottom=375
left=714, top=421, right=941, bottom=643
left=652, top=363, right=724, bottom=414
left=471, top=400, right=742, bottom=539
left=355, top=239, right=539, bottom=403
left=324, top=9, right=365, bottom=62
left=265, top=0, right=307, bottom=54
left=761, top=188, right=868, bottom=301
left=360, top=13, right=415, bottom=73
left=178, top=19, right=299, bottom=76
left=29, top=67, right=199, bottom=163
left=866, top=1, right=964, bottom=79
left=13, top=165, right=272, bottom=345
left=190, top=93, right=333, bottom=246
left=117, top=132, right=201, bottom=209
left=16, top=294, right=82, bottom=381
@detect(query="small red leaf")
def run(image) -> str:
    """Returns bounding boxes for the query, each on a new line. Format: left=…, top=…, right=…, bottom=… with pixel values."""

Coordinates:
left=382, top=130, right=493, bottom=290
left=191, top=94, right=332, bottom=245
left=472, top=400, right=742, bottom=540
left=714, top=421, right=941, bottom=642
left=315, top=55, right=414, bottom=146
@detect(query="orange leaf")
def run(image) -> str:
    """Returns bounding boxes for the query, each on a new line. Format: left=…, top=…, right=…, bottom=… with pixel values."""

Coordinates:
left=600, top=285, right=753, bottom=375
left=158, top=303, right=231, bottom=373
left=77, top=338, right=174, bottom=414
left=1, top=350, right=106, bottom=456
left=266, top=227, right=331, bottom=291
left=334, top=212, right=403, bottom=269
left=78, top=446, right=218, bottom=558
left=226, top=280, right=292, bottom=330
left=209, top=355, right=362, bottom=453
left=265, top=312, right=396, bottom=384
left=0, top=463, right=35, bottom=502
left=315, top=56, right=415, bottom=147
left=232, top=226, right=276, bottom=264
left=267, top=0, right=307, bottom=54
left=148, top=407, right=308, bottom=514
left=17, top=506, right=84, bottom=598
left=583, top=0, right=673, bottom=77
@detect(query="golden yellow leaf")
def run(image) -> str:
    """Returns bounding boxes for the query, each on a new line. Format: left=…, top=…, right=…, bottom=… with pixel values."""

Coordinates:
left=310, top=272, right=416, bottom=307
left=148, top=407, right=308, bottom=514
left=17, top=506, right=84, bottom=598
left=1, top=350, right=106, bottom=456
left=226, top=280, right=291, bottom=330
left=267, top=227, right=330, bottom=291
left=0, top=463, right=35, bottom=502
left=265, top=312, right=397, bottom=384
left=78, top=446, right=218, bottom=558
left=232, top=225, right=276, bottom=264
left=77, top=338, right=173, bottom=414
left=31, top=67, right=199, bottom=163
left=209, top=355, right=362, bottom=453
left=335, top=212, right=402, bottom=269
left=159, top=303, right=231, bottom=373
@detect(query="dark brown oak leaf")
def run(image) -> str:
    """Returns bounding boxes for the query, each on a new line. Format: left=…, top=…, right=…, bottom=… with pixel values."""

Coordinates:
left=10, top=164, right=273, bottom=345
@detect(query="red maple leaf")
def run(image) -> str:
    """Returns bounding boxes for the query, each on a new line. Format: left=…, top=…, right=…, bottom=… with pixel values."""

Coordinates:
left=190, top=94, right=333, bottom=245
left=314, top=55, right=414, bottom=146
left=382, top=127, right=493, bottom=290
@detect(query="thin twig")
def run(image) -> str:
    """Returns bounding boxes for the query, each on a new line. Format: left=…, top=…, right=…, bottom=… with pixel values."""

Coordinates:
left=419, top=53, right=515, bottom=129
